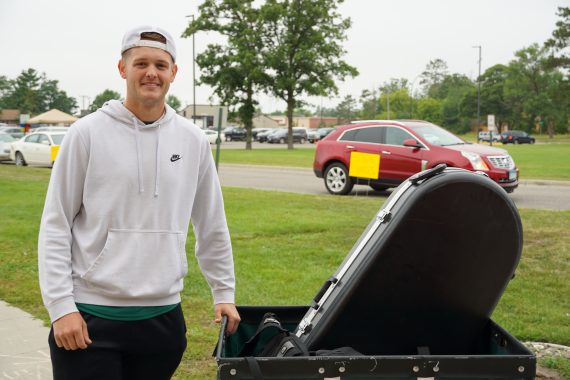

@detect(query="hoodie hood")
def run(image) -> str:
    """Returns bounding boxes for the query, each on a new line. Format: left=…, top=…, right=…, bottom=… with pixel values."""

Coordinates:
left=99, top=99, right=177, bottom=197
left=99, top=99, right=176, bottom=127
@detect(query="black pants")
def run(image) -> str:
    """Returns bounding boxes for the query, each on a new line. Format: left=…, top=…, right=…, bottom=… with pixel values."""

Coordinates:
left=49, top=305, right=187, bottom=380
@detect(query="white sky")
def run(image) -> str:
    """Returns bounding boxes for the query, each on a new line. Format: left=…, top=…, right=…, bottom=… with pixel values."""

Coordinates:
left=1, top=0, right=568, bottom=113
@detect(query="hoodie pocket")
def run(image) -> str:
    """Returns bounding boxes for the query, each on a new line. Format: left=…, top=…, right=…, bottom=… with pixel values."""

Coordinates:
left=81, top=229, right=188, bottom=298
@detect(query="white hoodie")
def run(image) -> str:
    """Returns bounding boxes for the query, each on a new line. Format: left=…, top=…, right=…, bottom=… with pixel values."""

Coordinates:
left=38, top=100, right=235, bottom=322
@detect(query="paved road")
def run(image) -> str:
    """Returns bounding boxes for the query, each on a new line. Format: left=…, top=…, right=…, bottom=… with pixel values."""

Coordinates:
left=219, top=164, right=570, bottom=210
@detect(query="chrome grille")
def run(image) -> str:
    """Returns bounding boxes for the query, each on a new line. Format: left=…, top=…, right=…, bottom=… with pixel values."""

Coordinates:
left=488, top=155, right=515, bottom=170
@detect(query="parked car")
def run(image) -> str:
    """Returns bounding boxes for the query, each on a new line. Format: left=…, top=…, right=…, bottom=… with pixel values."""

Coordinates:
left=256, top=129, right=280, bottom=143
left=477, top=131, right=501, bottom=142
left=500, top=130, right=535, bottom=144
left=0, top=132, right=16, bottom=161
left=267, top=128, right=308, bottom=144
left=224, top=127, right=246, bottom=141
left=252, top=128, right=270, bottom=140
left=0, top=126, right=24, bottom=139
left=10, top=131, right=67, bottom=167
left=314, top=120, right=519, bottom=195
left=307, top=129, right=318, bottom=143
left=202, top=129, right=225, bottom=144
left=316, top=127, right=336, bottom=142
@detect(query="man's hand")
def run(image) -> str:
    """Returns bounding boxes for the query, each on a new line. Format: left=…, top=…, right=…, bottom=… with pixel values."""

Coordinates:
left=52, top=312, right=92, bottom=350
left=214, top=303, right=241, bottom=335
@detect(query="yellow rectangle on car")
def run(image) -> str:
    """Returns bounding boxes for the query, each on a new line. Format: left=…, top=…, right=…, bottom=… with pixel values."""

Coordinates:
left=51, top=145, right=60, bottom=161
left=349, top=151, right=380, bottom=179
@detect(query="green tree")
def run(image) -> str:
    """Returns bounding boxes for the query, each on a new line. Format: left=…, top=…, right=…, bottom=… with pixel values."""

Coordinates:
left=89, top=89, right=122, bottom=112
left=545, top=6, right=570, bottom=71
left=359, top=88, right=378, bottom=120
left=0, top=68, right=77, bottom=114
left=420, top=58, right=449, bottom=97
left=261, top=0, right=358, bottom=148
left=166, top=94, right=182, bottom=112
left=377, top=88, right=412, bottom=120
left=336, top=95, right=357, bottom=123
left=415, top=97, right=443, bottom=125
left=184, top=0, right=267, bottom=150
left=504, top=44, right=565, bottom=136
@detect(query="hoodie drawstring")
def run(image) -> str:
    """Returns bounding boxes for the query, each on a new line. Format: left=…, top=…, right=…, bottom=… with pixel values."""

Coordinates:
left=133, top=116, right=161, bottom=197
left=154, top=124, right=161, bottom=197
left=133, top=117, right=145, bottom=194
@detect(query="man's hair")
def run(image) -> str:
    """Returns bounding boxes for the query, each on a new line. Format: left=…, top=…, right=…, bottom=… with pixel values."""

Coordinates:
left=121, top=31, right=174, bottom=63
left=140, top=32, right=167, bottom=44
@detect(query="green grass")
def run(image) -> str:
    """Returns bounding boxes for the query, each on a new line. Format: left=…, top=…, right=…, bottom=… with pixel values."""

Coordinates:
left=216, top=146, right=316, bottom=168
left=0, top=164, right=569, bottom=379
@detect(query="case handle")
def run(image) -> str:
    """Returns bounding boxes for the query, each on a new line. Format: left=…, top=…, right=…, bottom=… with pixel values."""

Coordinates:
left=409, top=163, right=447, bottom=185
left=312, top=276, right=338, bottom=309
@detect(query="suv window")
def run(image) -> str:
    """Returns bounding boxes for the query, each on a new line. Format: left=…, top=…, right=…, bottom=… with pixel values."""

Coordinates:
left=340, top=126, right=383, bottom=144
left=385, top=127, right=414, bottom=146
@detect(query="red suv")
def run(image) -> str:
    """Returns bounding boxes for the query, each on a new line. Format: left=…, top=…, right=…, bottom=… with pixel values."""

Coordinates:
left=313, top=120, right=519, bottom=195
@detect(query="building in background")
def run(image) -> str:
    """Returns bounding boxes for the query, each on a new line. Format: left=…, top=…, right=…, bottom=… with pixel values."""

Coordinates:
left=181, top=104, right=228, bottom=129
left=252, top=114, right=279, bottom=129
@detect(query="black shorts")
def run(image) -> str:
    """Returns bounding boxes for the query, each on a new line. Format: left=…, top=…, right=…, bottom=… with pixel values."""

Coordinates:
left=49, top=304, right=187, bottom=380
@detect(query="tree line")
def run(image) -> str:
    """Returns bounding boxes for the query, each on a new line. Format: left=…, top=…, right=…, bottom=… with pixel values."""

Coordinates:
left=317, top=7, right=570, bottom=137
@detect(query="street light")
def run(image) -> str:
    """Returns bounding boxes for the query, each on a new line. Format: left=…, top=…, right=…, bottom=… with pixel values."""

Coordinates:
left=186, top=15, right=197, bottom=125
left=473, top=45, right=482, bottom=142
left=409, top=75, right=421, bottom=119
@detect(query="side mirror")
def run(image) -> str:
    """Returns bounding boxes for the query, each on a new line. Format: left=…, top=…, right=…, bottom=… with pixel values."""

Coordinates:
left=403, top=138, right=422, bottom=149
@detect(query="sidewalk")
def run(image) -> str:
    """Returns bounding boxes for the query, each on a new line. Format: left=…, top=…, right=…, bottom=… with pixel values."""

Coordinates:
left=0, top=300, right=52, bottom=379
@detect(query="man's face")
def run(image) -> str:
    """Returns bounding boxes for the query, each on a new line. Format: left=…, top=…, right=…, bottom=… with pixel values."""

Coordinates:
left=118, top=47, right=178, bottom=108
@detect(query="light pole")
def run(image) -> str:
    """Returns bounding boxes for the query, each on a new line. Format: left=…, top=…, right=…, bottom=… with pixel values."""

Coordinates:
left=409, top=75, right=421, bottom=119
left=473, top=45, right=482, bottom=141
left=186, top=15, right=197, bottom=125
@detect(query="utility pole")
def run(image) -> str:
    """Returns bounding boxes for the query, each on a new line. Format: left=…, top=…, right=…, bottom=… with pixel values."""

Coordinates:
left=473, top=45, right=482, bottom=140
left=186, top=15, right=197, bottom=125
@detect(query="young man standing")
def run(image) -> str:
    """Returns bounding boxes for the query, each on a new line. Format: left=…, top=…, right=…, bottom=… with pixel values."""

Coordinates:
left=38, top=26, right=240, bottom=379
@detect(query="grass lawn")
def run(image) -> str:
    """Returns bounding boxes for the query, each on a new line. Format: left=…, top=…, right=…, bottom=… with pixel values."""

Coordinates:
left=0, top=164, right=569, bottom=378
left=216, top=142, right=570, bottom=181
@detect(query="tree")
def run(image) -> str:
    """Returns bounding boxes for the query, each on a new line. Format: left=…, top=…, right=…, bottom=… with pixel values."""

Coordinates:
left=420, top=59, right=449, bottom=97
left=336, top=95, right=357, bottom=123
left=261, top=0, right=358, bottom=149
left=89, top=89, right=122, bottom=112
left=377, top=88, right=412, bottom=120
left=545, top=6, right=570, bottom=71
left=359, top=88, right=378, bottom=120
left=0, top=68, right=77, bottom=114
left=184, top=0, right=267, bottom=150
left=415, top=97, right=443, bottom=125
left=166, top=94, right=182, bottom=112
left=504, top=44, right=565, bottom=135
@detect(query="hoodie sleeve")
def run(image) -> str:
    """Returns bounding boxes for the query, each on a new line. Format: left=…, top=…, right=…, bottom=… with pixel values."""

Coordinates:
left=191, top=137, right=235, bottom=305
left=38, top=126, right=89, bottom=322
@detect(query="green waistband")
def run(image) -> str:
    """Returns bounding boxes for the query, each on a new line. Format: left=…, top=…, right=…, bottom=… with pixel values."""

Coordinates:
left=76, top=303, right=179, bottom=321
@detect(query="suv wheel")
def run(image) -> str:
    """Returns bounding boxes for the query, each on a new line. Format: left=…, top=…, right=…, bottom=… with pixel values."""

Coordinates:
left=324, top=163, right=353, bottom=195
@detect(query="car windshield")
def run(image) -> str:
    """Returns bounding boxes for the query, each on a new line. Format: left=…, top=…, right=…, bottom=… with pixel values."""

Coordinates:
left=51, top=134, right=66, bottom=145
left=411, top=124, right=465, bottom=146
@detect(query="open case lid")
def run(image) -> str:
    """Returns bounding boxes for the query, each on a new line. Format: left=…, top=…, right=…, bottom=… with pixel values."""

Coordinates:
left=303, top=167, right=524, bottom=355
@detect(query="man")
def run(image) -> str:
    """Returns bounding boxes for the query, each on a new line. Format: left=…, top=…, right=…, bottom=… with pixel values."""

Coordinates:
left=38, top=25, right=240, bottom=379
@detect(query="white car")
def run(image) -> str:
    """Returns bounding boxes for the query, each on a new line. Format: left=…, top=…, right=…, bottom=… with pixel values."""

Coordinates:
left=32, top=126, right=70, bottom=133
left=202, top=129, right=225, bottom=144
left=0, top=132, right=16, bottom=161
left=10, top=131, right=67, bottom=167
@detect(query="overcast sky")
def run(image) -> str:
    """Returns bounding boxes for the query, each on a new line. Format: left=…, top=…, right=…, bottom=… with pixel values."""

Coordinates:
left=1, top=0, right=568, bottom=113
